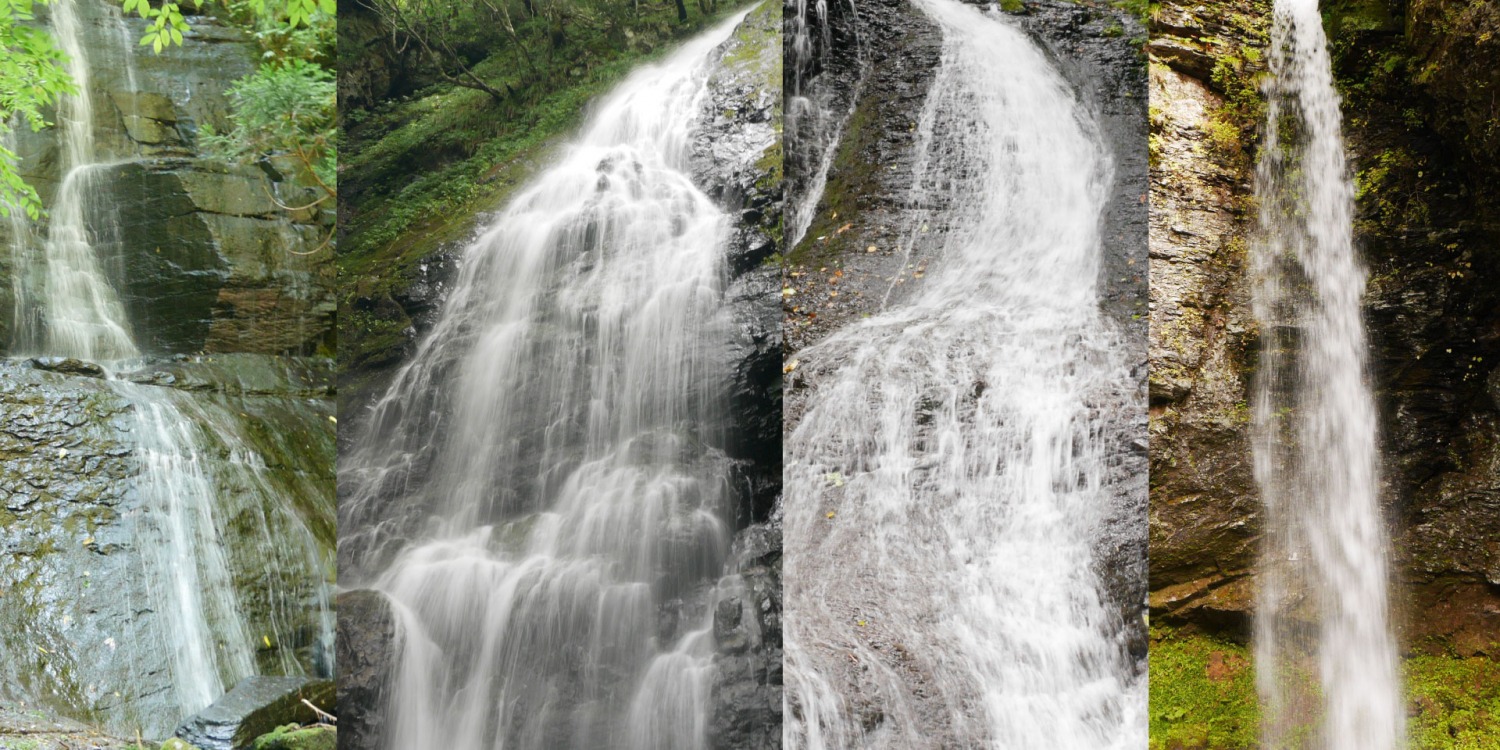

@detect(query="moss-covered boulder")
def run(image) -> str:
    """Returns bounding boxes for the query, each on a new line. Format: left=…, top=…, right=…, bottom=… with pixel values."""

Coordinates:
left=250, top=724, right=335, bottom=750
left=173, top=677, right=334, bottom=750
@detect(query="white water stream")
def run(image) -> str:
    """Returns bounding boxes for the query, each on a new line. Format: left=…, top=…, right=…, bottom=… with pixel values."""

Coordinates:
left=338, top=12, right=752, bottom=749
left=783, top=1, right=1143, bottom=747
left=1251, top=0, right=1404, bottom=747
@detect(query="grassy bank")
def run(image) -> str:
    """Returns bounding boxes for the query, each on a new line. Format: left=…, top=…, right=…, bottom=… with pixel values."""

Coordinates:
left=1150, top=627, right=1500, bottom=749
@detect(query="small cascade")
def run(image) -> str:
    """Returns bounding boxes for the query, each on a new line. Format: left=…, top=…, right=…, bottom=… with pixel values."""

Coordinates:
left=783, top=0, right=1144, bottom=746
left=338, top=10, right=754, bottom=749
left=1251, top=0, right=1405, bottom=747
left=786, top=0, right=860, bottom=244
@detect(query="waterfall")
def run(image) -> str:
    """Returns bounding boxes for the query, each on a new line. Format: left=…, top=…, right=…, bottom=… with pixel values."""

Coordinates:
left=21, top=0, right=139, bottom=360
left=3, top=0, right=335, bottom=733
left=785, top=0, right=859, bottom=245
left=783, top=0, right=1144, bottom=747
left=1251, top=0, right=1404, bottom=747
left=338, top=10, right=752, bottom=749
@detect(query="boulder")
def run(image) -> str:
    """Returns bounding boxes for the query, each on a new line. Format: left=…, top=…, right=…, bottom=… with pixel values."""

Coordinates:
left=335, top=590, right=395, bottom=750
left=28, top=356, right=105, bottom=378
left=250, top=724, right=335, bottom=750
left=173, top=676, right=335, bottom=750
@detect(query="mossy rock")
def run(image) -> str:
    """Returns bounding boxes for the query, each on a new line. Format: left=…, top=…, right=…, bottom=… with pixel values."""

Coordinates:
left=160, top=739, right=207, bottom=750
left=251, top=724, right=335, bottom=750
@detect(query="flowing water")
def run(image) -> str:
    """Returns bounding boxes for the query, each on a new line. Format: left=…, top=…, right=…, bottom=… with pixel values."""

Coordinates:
left=337, top=12, right=752, bottom=749
left=4, top=0, right=333, bottom=731
left=783, top=1, right=1143, bottom=746
left=1251, top=0, right=1404, bottom=747
left=786, top=0, right=860, bottom=245
left=16, top=0, right=139, bottom=360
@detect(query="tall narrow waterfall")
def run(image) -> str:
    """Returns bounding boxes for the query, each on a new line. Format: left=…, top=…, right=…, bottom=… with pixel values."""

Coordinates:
left=25, top=0, right=138, bottom=360
left=783, top=0, right=1143, bottom=746
left=338, top=11, right=752, bottom=749
left=1251, top=0, right=1404, bottom=747
left=3, top=0, right=333, bottom=732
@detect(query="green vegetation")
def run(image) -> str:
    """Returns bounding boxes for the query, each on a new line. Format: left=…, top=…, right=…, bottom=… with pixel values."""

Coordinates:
left=204, top=59, right=337, bottom=201
left=121, top=0, right=332, bottom=52
left=0, top=0, right=73, bottom=218
left=1149, top=627, right=1260, bottom=750
left=1151, top=628, right=1500, bottom=749
left=1353, top=147, right=1431, bottom=231
left=1407, top=655, right=1500, bottom=749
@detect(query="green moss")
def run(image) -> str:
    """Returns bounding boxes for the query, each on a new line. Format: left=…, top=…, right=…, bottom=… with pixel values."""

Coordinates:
left=1353, top=147, right=1432, bottom=231
left=1152, top=628, right=1500, bottom=749
left=252, top=724, right=335, bottom=750
left=1150, top=627, right=1260, bottom=750
left=1407, top=655, right=1500, bottom=749
left=1112, top=0, right=1155, bottom=23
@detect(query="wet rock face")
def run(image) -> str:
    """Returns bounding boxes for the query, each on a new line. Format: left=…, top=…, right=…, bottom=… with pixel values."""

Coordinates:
left=335, top=589, right=393, bottom=750
left=687, top=5, right=786, bottom=745
left=708, top=526, right=782, bottom=749
left=1146, top=0, right=1500, bottom=650
left=1144, top=0, right=1266, bottom=634
left=781, top=0, right=943, bottom=360
left=86, top=160, right=334, bottom=357
left=693, top=0, right=785, bottom=531
left=0, top=358, right=336, bottom=739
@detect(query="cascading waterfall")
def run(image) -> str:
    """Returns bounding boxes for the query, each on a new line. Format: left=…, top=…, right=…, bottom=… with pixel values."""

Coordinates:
left=1250, top=0, right=1404, bottom=747
left=4, top=0, right=333, bottom=730
left=120, top=380, right=334, bottom=718
left=337, top=11, right=752, bottom=749
left=783, top=0, right=1143, bottom=747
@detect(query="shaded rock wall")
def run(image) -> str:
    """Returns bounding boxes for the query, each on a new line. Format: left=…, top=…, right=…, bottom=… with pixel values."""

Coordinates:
left=687, top=5, right=785, bottom=745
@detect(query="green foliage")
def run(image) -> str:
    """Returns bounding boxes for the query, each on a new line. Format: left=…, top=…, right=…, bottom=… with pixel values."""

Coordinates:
left=204, top=58, right=337, bottom=195
left=122, top=0, right=333, bottom=52
left=0, top=0, right=74, bottom=218
left=1149, top=627, right=1261, bottom=750
left=1111, top=0, right=1155, bottom=24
